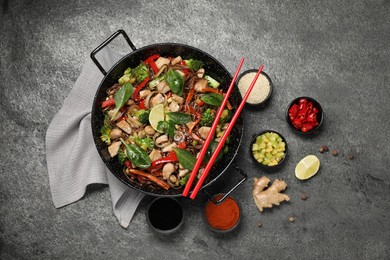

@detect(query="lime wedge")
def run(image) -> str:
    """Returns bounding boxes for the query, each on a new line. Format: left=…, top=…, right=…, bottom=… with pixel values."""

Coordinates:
left=149, top=104, right=165, bottom=132
left=295, top=155, right=320, bottom=180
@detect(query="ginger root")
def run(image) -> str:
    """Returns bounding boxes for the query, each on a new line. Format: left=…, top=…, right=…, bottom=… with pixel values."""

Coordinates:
left=253, top=176, right=290, bottom=212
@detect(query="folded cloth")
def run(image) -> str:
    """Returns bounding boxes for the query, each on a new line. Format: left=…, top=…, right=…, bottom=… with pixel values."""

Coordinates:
left=45, top=47, right=144, bottom=228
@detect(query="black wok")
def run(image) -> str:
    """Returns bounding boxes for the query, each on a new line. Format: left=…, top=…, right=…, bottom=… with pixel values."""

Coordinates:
left=91, top=30, right=246, bottom=200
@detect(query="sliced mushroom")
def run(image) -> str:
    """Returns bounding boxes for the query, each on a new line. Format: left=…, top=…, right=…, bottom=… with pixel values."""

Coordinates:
left=109, top=128, right=122, bottom=140
left=155, top=57, right=170, bottom=69
left=155, top=134, right=169, bottom=147
left=162, top=163, right=176, bottom=180
left=139, top=89, right=151, bottom=99
left=171, top=94, right=184, bottom=104
left=196, top=68, right=205, bottom=78
left=116, top=120, right=132, bottom=134
left=149, top=149, right=162, bottom=161
left=144, top=125, right=156, bottom=136
left=198, top=126, right=211, bottom=139
left=171, top=56, right=183, bottom=65
left=194, top=79, right=208, bottom=93
left=162, top=142, right=177, bottom=153
left=108, top=141, right=121, bottom=157
left=168, top=101, right=180, bottom=112
left=150, top=93, right=165, bottom=107
left=157, top=81, right=171, bottom=94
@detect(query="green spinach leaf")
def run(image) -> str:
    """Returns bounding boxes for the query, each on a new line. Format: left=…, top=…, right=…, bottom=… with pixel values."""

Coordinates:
left=173, top=148, right=196, bottom=170
left=111, top=82, right=133, bottom=119
left=200, top=93, right=224, bottom=106
left=120, top=138, right=151, bottom=169
left=167, top=69, right=184, bottom=96
left=166, top=112, right=191, bottom=125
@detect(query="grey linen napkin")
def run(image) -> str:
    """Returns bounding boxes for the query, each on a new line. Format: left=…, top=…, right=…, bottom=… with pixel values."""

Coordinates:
left=45, top=47, right=145, bottom=228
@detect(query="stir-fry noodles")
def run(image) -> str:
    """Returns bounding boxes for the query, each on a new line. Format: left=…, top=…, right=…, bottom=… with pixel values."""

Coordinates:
left=100, top=54, right=233, bottom=190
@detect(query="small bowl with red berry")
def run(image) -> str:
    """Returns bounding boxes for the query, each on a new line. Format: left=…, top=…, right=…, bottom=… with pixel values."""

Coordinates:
left=286, top=97, right=324, bottom=135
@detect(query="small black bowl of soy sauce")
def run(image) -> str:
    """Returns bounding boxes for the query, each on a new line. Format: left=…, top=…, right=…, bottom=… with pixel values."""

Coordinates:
left=146, top=197, right=184, bottom=235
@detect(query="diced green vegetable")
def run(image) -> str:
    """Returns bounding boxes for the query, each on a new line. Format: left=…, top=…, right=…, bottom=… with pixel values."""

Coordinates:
left=219, top=109, right=232, bottom=124
left=100, top=125, right=111, bottom=145
left=204, top=75, right=220, bottom=88
left=135, top=137, right=154, bottom=151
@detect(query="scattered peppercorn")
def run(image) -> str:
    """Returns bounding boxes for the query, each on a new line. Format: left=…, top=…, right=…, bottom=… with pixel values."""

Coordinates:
left=289, top=215, right=296, bottom=222
left=347, top=154, right=354, bottom=160
left=332, top=150, right=338, bottom=156
left=257, top=222, right=263, bottom=228
left=300, top=193, right=308, bottom=200
left=323, top=145, right=329, bottom=152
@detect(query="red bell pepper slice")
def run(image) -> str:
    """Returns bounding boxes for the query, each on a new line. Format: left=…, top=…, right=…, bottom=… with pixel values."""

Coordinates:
left=292, top=118, right=303, bottom=129
left=101, top=98, right=115, bottom=108
left=144, top=54, right=160, bottom=74
left=180, top=61, right=189, bottom=77
left=139, top=99, right=146, bottom=109
left=150, top=151, right=178, bottom=169
left=301, top=123, right=314, bottom=132
left=288, top=103, right=299, bottom=120
left=133, top=77, right=150, bottom=102
left=312, top=107, right=319, bottom=114
left=306, top=112, right=317, bottom=123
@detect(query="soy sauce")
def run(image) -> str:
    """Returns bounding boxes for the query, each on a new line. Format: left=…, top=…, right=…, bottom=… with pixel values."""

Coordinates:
left=147, top=198, right=183, bottom=232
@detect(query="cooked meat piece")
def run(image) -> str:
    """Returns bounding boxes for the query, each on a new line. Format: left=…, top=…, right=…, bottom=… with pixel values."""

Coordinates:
left=155, top=57, right=170, bottom=69
left=116, top=120, right=132, bottom=134
left=108, top=141, right=121, bottom=157
left=151, top=93, right=165, bottom=107
left=109, top=128, right=122, bottom=140
left=194, top=79, right=208, bottom=92
left=157, top=81, right=170, bottom=94
left=198, top=126, right=211, bottom=139
left=171, top=56, right=183, bottom=65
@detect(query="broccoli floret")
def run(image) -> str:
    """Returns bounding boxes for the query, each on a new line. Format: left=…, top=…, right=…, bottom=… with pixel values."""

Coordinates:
left=219, top=109, right=232, bottom=124
left=134, top=63, right=149, bottom=83
left=117, top=148, right=127, bottom=164
left=200, top=108, right=215, bottom=126
left=204, top=75, right=220, bottom=88
left=185, top=59, right=204, bottom=71
left=135, top=137, right=154, bottom=151
left=124, top=67, right=132, bottom=75
left=134, top=109, right=150, bottom=124
left=100, top=125, right=111, bottom=145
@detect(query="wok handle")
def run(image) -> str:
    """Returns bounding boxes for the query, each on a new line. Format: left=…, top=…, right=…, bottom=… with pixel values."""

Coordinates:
left=203, top=164, right=247, bottom=204
left=90, top=29, right=137, bottom=76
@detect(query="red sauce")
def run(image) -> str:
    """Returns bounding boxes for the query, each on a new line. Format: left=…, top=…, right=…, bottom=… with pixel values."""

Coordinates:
left=204, top=194, right=240, bottom=230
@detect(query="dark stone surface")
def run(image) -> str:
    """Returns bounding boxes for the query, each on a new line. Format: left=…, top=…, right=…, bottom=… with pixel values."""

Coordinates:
left=1, top=0, right=389, bottom=259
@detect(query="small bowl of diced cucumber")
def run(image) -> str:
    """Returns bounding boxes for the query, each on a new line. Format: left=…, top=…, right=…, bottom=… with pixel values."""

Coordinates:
left=251, top=130, right=288, bottom=172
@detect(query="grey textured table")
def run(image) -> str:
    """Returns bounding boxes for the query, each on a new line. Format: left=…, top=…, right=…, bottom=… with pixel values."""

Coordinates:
left=1, top=0, right=389, bottom=259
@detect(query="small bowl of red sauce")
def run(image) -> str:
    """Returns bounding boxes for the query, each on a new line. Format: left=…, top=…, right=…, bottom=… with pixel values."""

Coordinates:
left=286, top=97, right=324, bottom=135
left=203, top=193, right=241, bottom=233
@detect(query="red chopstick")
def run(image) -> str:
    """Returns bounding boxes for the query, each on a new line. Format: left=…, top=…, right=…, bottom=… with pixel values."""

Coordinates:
left=182, top=58, right=245, bottom=197
left=189, top=65, right=264, bottom=200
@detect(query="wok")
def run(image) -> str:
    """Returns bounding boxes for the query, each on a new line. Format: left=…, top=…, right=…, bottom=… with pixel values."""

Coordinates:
left=91, top=30, right=246, bottom=200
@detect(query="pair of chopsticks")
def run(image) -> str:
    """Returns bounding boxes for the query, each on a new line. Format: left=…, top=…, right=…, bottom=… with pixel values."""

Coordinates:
left=182, top=58, right=264, bottom=199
